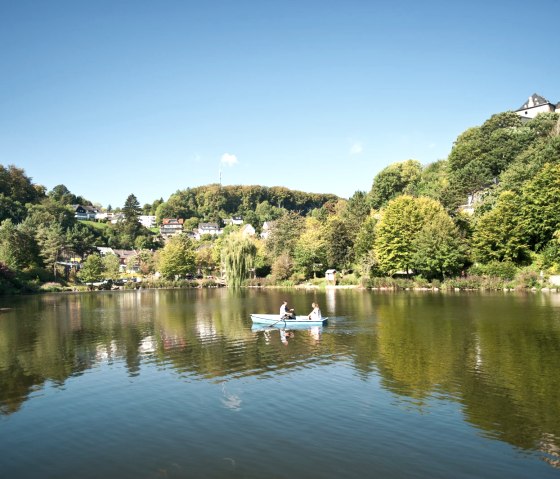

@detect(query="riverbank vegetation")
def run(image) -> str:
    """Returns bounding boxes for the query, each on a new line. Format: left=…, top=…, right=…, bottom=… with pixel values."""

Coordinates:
left=1, top=110, right=560, bottom=294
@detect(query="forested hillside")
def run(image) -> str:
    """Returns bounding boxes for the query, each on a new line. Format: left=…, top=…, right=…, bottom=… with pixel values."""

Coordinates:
left=1, top=109, right=560, bottom=293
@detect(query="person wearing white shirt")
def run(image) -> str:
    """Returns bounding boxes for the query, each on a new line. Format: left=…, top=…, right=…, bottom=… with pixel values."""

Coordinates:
left=308, top=302, right=321, bottom=320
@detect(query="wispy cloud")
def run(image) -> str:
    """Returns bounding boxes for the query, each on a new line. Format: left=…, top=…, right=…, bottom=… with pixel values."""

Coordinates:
left=349, top=141, right=363, bottom=155
left=220, top=153, right=238, bottom=166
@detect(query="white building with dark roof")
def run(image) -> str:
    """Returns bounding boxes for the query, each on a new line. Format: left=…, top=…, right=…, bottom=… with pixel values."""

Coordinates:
left=515, top=93, right=557, bottom=119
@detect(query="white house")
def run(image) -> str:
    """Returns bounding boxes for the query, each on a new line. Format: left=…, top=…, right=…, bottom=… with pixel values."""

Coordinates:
left=73, top=205, right=98, bottom=220
left=224, top=216, right=243, bottom=226
left=515, top=93, right=558, bottom=120
left=139, top=215, right=156, bottom=228
left=240, top=224, right=256, bottom=237
left=196, top=223, right=223, bottom=239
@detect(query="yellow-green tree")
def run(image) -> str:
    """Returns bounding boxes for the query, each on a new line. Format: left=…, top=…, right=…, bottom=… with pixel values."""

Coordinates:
left=221, top=233, right=256, bottom=288
left=158, top=235, right=196, bottom=279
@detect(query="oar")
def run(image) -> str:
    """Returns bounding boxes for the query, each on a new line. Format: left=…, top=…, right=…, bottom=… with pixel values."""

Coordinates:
left=268, top=316, right=287, bottom=328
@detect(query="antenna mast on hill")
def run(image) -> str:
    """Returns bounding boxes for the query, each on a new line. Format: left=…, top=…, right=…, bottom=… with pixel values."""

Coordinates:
left=219, top=166, right=222, bottom=186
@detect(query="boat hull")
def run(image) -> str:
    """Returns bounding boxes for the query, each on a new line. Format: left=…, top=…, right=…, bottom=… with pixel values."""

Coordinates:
left=250, top=314, right=327, bottom=327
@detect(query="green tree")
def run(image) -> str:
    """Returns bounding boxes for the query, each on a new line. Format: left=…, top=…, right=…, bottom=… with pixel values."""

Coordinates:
left=221, top=233, right=257, bottom=288
left=36, top=223, right=66, bottom=278
left=471, top=191, right=529, bottom=263
left=102, top=254, right=121, bottom=279
left=323, top=216, right=354, bottom=270
left=78, top=254, right=104, bottom=284
left=375, top=196, right=443, bottom=275
left=123, top=193, right=141, bottom=223
left=354, top=214, right=378, bottom=260
left=411, top=207, right=466, bottom=279
left=368, top=160, right=422, bottom=209
left=520, top=162, right=560, bottom=251
left=264, top=211, right=305, bottom=259
left=293, top=217, right=328, bottom=278
left=0, top=219, right=39, bottom=271
left=66, top=224, right=96, bottom=260
left=158, top=235, right=196, bottom=279
left=136, top=249, right=156, bottom=275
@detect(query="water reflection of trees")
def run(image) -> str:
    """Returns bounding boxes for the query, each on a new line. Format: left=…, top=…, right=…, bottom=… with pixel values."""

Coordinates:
left=371, top=292, right=560, bottom=466
left=1, top=290, right=560, bottom=466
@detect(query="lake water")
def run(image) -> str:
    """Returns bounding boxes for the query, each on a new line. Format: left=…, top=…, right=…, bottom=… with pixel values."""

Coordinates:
left=1, top=288, right=559, bottom=478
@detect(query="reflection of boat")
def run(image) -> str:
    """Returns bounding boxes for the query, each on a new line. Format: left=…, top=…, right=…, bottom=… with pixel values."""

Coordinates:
left=250, top=314, right=327, bottom=327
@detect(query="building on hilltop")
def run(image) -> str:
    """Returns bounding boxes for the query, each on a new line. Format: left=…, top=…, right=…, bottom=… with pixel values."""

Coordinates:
left=73, top=204, right=98, bottom=220
left=160, top=218, right=184, bottom=239
left=515, top=93, right=558, bottom=119
left=139, top=215, right=156, bottom=229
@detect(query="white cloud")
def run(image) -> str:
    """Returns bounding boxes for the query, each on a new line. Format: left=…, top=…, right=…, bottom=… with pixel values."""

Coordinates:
left=220, top=153, right=238, bottom=166
left=349, top=141, right=363, bottom=155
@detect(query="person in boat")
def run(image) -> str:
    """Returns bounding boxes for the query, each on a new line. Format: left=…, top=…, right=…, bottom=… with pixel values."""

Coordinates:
left=308, top=302, right=322, bottom=320
left=280, top=301, right=295, bottom=319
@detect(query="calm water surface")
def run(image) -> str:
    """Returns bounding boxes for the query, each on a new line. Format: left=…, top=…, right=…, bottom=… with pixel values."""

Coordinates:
left=1, top=288, right=559, bottom=478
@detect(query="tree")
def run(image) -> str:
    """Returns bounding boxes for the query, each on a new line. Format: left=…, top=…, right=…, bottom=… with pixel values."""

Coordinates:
left=271, top=252, right=293, bottom=282
left=411, top=207, right=466, bottom=279
left=0, top=219, right=32, bottom=270
left=36, top=224, right=66, bottom=278
left=471, top=191, right=529, bottom=264
left=49, top=184, right=78, bottom=205
left=293, top=217, right=327, bottom=278
left=375, top=196, right=442, bottom=275
left=0, top=164, right=43, bottom=205
left=123, top=193, right=141, bottom=223
left=221, top=233, right=257, bottom=288
left=102, top=254, right=121, bottom=279
left=78, top=254, right=104, bottom=285
left=354, top=214, right=378, bottom=260
left=521, top=162, right=560, bottom=251
left=264, top=211, right=305, bottom=259
left=66, top=224, right=96, bottom=259
left=323, top=216, right=354, bottom=270
left=157, top=235, right=196, bottom=279
left=136, top=249, right=156, bottom=275
left=368, top=160, right=422, bottom=209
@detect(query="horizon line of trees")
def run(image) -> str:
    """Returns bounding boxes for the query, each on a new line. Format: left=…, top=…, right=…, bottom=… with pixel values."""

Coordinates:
left=2, top=109, right=560, bottom=292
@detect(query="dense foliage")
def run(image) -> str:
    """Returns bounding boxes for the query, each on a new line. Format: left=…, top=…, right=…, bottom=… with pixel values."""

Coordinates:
left=2, top=108, right=560, bottom=292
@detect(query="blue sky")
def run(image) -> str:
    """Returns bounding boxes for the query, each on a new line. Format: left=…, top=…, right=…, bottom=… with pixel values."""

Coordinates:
left=1, top=0, right=559, bottom=209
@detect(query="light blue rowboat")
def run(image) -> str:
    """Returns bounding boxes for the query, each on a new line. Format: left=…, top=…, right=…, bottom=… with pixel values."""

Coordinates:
left=250, top=314, right=327, bottom=327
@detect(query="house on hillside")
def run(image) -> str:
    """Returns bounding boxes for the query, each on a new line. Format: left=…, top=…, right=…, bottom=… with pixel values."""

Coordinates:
left=73, top=205, right=98, bottom=220
left=240, top=224, right=256, bottom=237
left=95, top=211, right=114, bottom=222
left=224, top=216, right=243, bottom=226
left=160, top=218, right=184, bottom=239
left=515, top=93, right=558, bottom=120
left=112, top=249, right=139, bottom=272
left=196, top=223, right=223, bottom=239
left=139, top=215, right=156, bottom=228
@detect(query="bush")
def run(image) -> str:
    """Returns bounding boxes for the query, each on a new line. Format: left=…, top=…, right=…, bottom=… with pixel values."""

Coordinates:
left=468, top=261, right=518, bottom=280
left=339, top=274, right=360, bottom=286
left=515, top=267, right=540, bottom=289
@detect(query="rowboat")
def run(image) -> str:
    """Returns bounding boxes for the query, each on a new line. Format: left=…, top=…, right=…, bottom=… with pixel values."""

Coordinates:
left=250, top=314, right=327, bottom=327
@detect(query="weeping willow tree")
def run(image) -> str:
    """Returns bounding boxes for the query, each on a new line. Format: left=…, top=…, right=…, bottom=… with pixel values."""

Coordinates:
left=221, top=233, right=257, bottom=288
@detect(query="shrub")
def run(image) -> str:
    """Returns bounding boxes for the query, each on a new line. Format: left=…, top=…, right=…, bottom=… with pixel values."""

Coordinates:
left=468, top=261, right=518, bottom=280
left=515, top=267, right=540, bottom=289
